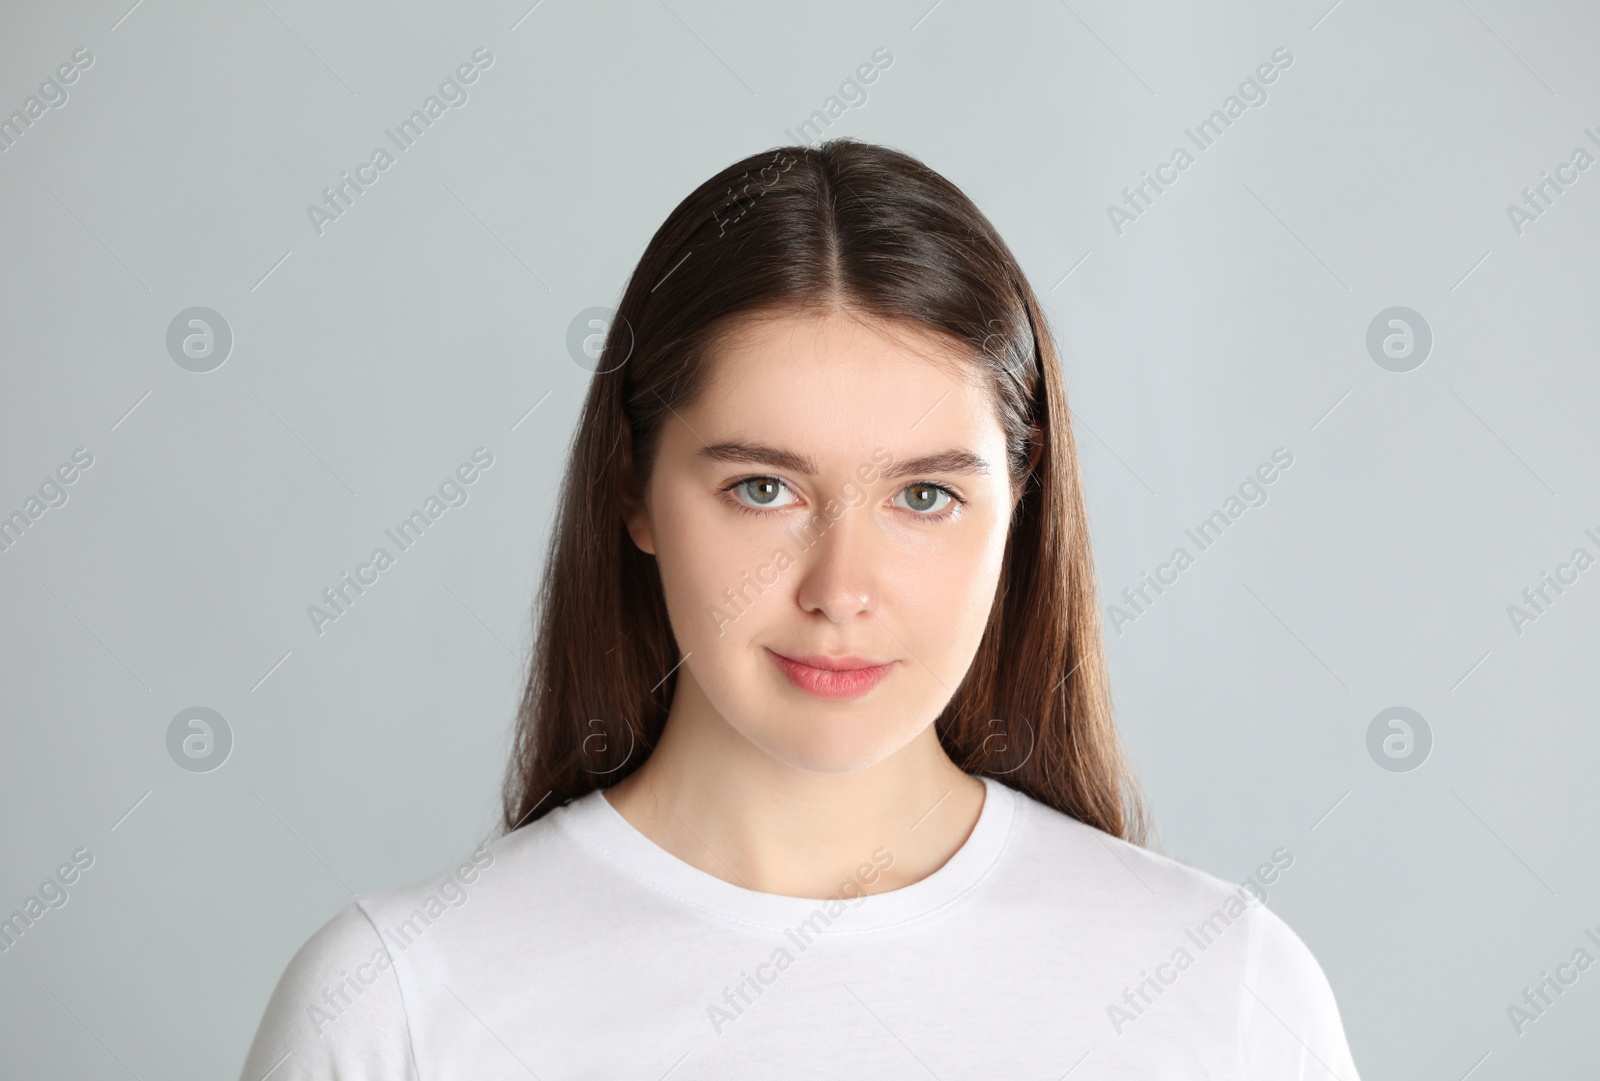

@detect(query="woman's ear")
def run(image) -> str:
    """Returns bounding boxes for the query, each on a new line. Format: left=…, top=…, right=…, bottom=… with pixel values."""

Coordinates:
left=623, top=494, right=655, bottom=555
left=618, top=429, right=656, bottom=555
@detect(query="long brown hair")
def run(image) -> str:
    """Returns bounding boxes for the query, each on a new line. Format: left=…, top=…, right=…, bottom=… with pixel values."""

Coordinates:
left=501, top=137, right=1150, bottom=846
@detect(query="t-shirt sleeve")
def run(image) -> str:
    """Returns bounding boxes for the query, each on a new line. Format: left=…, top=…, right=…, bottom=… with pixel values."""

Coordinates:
left=1237, top=902, right=1362, bottom=1081
left=236, top=901, right=417, bottom=1081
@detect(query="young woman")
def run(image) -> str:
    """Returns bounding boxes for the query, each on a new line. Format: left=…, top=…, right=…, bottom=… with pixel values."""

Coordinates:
left=239, top=138, right=1361, bottom=1079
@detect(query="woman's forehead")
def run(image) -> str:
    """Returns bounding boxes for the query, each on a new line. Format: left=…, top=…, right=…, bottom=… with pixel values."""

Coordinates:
left=697, top=310, right=989, bottom=411
left=655, top=310, right=1009, bottom=475
left=716, top=308, right=977, bottom=374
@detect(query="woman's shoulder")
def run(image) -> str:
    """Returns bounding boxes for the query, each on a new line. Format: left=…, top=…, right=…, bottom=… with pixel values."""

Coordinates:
left=1002, top=784, right=1360, bottom=1076
left=1002, top=781, right=1264, bottom=915
left=234, top=901, right=415, bottom=1081
left=355, top=796, right=600, bottom=943
left=1000, top=784, right=1337, bottom=985
left=235, top=807, right=585, bottom=1081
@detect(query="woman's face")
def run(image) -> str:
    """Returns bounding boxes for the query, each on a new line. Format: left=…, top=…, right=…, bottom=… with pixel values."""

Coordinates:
left=624, top=309, right=1018, bottom=775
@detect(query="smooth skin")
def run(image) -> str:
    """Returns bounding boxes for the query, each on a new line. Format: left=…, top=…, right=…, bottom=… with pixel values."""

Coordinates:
left=612, top=308, right=1030, bottom=901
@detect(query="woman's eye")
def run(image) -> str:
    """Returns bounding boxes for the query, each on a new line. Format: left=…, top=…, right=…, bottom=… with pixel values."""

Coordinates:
left=732, top=477, right=798, bottom=509
left=896, top=483, right=953, bottom=515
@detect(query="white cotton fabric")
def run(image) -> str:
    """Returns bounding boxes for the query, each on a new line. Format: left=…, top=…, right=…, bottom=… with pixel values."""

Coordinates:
left=237, top=775, right=1362, bottom=1080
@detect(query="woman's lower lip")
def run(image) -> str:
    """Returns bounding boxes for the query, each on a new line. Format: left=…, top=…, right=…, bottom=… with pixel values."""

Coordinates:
left=767, top=651, right=896, bottom=700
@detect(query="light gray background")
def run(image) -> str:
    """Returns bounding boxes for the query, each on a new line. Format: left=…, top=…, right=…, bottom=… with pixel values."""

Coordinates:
left=1, top=0, right=1596, bottom=1076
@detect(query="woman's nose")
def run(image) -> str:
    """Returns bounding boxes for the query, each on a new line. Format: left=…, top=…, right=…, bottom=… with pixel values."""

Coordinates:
left=792, top=509, right=878, bottom=624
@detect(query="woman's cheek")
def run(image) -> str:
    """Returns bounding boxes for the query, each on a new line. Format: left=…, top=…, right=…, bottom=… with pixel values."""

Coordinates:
left=665, top=501, right=777, bottom=645
left=908, top=519, right=1006, bottom=643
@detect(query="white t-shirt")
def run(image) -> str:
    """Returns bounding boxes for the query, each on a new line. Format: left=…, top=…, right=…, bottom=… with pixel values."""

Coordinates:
left=237, top=775, right=1361, bottom=1079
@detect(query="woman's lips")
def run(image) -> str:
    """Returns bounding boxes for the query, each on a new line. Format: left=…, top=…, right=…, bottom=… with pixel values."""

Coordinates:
left=765, top=648, right=897, bottom=700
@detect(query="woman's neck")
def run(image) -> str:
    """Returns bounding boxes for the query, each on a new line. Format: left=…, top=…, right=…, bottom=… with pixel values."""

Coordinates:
left=602, top=685, right=986, bottom=900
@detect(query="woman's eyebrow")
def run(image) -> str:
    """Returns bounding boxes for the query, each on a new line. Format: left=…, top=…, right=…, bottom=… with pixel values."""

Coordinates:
left=881, top=450, right=991, bottom=480
left=696, top=440, right=989, bottom=479
left=697, top=441, right=817, bottom=474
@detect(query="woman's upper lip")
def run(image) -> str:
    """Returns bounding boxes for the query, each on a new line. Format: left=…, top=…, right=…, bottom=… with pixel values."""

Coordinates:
left=767, top=648, right=893, bottom=672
